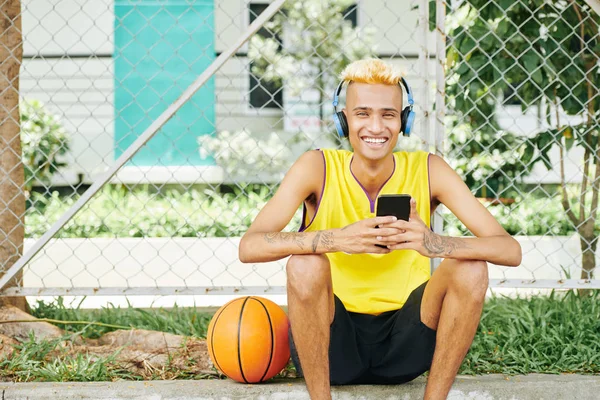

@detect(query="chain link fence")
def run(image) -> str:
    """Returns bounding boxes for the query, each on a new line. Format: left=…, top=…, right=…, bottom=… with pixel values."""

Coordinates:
left=440, top=0, right=600, bottom=289
left=0, top=0, right=599, bottom=303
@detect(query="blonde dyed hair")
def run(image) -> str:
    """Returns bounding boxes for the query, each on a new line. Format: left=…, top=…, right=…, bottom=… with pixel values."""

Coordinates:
left=339, top=58, right=403, bottom=86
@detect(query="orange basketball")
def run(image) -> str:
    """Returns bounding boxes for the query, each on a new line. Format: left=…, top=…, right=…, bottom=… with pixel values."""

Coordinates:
left=206, top=296, right=290, bottom=383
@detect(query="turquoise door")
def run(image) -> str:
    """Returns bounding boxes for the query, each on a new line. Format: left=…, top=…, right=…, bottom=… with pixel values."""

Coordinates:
left=114, top=0, right=215, bottom=166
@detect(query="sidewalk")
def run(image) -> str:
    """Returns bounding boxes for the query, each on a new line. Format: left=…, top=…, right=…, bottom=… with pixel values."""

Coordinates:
left=1, top=374, right=599, bottom=399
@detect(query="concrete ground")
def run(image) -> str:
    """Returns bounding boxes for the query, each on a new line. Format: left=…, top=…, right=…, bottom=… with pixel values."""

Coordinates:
left=1, top=374, right=600, bottom=400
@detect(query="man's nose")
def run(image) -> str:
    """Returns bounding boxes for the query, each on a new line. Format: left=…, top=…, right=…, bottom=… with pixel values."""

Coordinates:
left=369, top=115, right=385, bottom=134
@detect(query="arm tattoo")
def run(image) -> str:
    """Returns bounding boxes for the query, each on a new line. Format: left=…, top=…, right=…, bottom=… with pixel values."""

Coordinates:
left=310, top=231, right=335, bottom=253
left=320, top=231, right=334, bottom=251
left=312, top=232, right=322, bottom=253
left=263, top=232, right=307, bottom=250
left=423, top=231, right=466, bottom=256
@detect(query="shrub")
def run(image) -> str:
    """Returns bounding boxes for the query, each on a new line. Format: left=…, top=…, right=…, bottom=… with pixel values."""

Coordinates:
left=21, top=99, right=70, bottom=191
left=26, top=185, right=575, bottom=238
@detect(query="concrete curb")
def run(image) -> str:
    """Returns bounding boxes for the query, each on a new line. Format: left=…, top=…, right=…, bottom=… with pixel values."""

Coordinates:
left=1, top=374, right=600, bottom=399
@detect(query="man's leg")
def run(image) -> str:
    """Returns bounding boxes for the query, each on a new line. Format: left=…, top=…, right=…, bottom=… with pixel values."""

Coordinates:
left=420, top=259, right=489, bottom=400
left=286, top=254, right=335, bottom=400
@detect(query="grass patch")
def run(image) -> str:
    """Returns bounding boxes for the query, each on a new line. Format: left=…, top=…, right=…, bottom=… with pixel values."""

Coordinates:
left=30, top=298, right=213, bottom=339
left=0, top=333, right=140, bottom=382
left=3, top=290, right=597, bottom=382
left=462, top=289, right=600, bottom=374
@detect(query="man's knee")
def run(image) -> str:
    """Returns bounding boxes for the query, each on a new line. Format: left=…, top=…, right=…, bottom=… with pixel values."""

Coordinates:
left=449, top=260, right=489, bottom=302
left=286, top=254, right=331, bottom=301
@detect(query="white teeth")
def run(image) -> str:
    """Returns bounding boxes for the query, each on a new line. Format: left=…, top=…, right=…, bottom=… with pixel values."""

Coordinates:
left=363, top=137, right=387, bottom=144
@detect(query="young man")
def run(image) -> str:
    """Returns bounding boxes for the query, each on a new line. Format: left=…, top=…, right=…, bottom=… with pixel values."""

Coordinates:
left=239, top=58, right=521, bottom=400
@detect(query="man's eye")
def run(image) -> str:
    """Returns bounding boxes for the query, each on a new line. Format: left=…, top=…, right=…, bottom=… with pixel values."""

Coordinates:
left=357, top=112, right=367, bottom=116
left=384, top=114, right=395, bottom=118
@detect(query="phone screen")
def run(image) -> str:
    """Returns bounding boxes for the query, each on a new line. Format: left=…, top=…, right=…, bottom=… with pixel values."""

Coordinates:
left=376, top=194, right=411, bottom=221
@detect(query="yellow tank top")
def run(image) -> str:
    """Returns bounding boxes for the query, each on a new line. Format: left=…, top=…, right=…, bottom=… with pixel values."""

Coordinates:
left=300, top=149, right=432, bottom=315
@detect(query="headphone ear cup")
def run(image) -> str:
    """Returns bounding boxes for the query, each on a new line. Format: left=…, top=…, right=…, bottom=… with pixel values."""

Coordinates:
left=401, top=107, right=415, bottom=136
left=336, top=111, right=349, bottom=138
left=333, top=112, right=344, bottom=138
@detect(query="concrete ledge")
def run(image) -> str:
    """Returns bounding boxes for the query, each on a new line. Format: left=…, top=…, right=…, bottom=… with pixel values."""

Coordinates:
left=1, top=374, right=600, bottom=399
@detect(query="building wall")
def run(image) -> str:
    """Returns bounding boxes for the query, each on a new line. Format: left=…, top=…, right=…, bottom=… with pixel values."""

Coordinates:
left=19, top=0, right=574, bottom=186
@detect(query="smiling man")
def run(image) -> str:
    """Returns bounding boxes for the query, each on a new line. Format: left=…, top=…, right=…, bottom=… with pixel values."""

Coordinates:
left=239, top=58, right=521, bottom=399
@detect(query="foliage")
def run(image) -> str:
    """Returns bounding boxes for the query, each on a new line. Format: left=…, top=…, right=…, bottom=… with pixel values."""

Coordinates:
left=248, top=0, right=375, bottom=119
left=198, top=130, right=310, bottom=181
left=441, top=1, right=600, bottom=198
left=25, top=185, right=302, bottom=239
left=440, top=195, right=579, bottom=237
left=25, top=185, right=584, bottom=238
left=445, top=0, right=599, bottom=171
left=21, top=99, right=70, bottom=191
left=445, top=117, right=528, bottom=199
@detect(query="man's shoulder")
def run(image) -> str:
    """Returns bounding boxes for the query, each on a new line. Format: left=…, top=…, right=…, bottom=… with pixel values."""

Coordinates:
left=316, top=148, right=353, bottom=166
left=320, top=148, right=352, bottom=157
left=393, top=150, right=431, bottom=163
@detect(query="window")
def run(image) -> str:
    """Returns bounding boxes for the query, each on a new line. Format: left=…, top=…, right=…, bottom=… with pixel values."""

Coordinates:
left=249, top=3, right=283, bottom=110
left=248, top=3, right=357, bottom=110
left=343, top=3, right=358, bottom=28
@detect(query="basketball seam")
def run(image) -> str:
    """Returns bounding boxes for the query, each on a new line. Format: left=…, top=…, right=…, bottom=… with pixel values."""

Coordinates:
left=252, top=297, right=275, bottom=382
left=237, top=297, right=250, bottom=384
left=209, top=303, right=228, bottom=377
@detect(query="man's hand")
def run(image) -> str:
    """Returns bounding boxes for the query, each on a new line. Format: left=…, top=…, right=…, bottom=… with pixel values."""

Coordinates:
left=336, top=216, right=400, bottom=254
left=378, top=198, right=464, bottom=258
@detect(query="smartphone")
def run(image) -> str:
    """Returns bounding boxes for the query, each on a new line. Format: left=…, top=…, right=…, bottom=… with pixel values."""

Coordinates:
left=376, top=194, right=411, bottom=221
left=374, top=194, right=411, bottom=249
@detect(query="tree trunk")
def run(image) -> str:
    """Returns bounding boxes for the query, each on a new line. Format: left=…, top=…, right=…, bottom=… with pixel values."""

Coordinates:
left=579, top=229, right=597, bottom=297
left=0, top=0, right=28, bottom=312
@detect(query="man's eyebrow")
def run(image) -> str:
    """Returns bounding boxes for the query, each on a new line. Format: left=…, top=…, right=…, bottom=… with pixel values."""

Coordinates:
left=352, top=106, right=400, bottom=113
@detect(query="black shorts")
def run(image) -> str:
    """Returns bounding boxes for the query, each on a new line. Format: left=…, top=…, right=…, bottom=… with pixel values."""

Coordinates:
left=289, top=281, right=436, bottom=385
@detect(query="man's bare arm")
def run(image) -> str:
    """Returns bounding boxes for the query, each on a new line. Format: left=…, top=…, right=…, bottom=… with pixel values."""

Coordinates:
left=382, top=197, right=521, bottom=266
left=428, top=154, right=522, bottom=267
left=239, top=230, right=338, bottom=263
left=421, top=231, right=520, bottom=266
left=240, top=216, right=398, bottom=263
left=238, top=150, right=324, bottom=263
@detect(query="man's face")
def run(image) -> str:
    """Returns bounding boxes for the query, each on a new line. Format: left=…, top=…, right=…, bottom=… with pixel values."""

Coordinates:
left=343, top=82, right=402, bottom=161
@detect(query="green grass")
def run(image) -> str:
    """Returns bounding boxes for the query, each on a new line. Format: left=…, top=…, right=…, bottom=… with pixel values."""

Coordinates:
left=462, top=289, right=600, bottom=374
left=31, top=297, right=213, bottom=339
left=0, top=332, right=139, bottom=382
left=0, top=291, right=596, bottom=382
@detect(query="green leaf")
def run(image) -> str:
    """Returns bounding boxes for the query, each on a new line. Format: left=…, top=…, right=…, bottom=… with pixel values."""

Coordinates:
left=499, top=0, right=513, bottom=10
left=456, top=61, right=470, bottom=75
left=522, top=51, right=539, bottom=74
left=532, top=68, right=544, bottom=85
left=459, top=36, right=477, bottom=55
left=562, top=126, right=575, bottom=151
left=496, top=19, right=510, bottom=36
left=522, top=142, right=535, bottom=166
